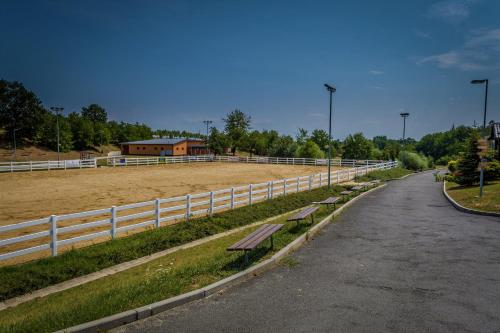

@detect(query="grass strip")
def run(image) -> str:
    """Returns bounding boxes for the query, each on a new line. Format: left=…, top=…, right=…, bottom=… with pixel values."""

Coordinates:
left=355, top=167, right=412, bottom=182
left=0, top=184, right=350, bottom=301
left=0, top=203, right=338, bottom=333
left=445, top=181, right=500, bottom=213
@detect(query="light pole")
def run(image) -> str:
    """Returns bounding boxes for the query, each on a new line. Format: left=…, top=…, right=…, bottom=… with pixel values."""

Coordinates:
left=203, top=120, right=213, bottom=154
left=13, top=128, right=19, bottom=161
left=324, top=83, right=336, bottom=190
left=400, top=112, right=410, bottom=144
left=50, top=107, right=64, bottom=161
left=470, top=79, right=489, bottom=128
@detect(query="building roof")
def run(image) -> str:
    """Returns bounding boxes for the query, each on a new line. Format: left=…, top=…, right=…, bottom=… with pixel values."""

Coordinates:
left=121, top=138, right=204, bottom=145
left=490, top=122, right=500, bottom=140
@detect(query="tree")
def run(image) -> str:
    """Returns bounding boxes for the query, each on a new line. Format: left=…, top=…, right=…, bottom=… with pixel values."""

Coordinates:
left=268, top=135, right=298, bottom=157
left=295, top=140, right=324, bottom=158
left=208, top=127, right=229, bottom=155
left=68, top=112, right=94, bottom=149
left=81, top=104, right=107, bottom=124
left=342, top=133, right=374, bottom=159
left=0, top=79, right=48, bottom=143
left=246, top=131, right=267, bottom=156
left=296, top=128, right=309, bottom=145
left=310, top=129, right=330, bottom=153
left=454, top=131, right=481, bottom=186
left=36, top=112, right=73, bottom=152
left=223, top=109, right=251, bottom=155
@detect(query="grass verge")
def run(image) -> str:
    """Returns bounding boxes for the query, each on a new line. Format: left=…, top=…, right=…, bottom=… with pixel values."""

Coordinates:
left=445, top=181, right=500, bottom=213
left=355, top=167, right=412, bottom=182
left=0, top=201, right=341, bottom=332
left=0, top=184, right=351, bottom=302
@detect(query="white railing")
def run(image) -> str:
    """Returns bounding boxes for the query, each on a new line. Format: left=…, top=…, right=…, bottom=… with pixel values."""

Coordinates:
left=0, top=161, right=398, bottom=262
left=105, top=154, right=384, bottom=168
left=0, top=159, right=97, bottom=172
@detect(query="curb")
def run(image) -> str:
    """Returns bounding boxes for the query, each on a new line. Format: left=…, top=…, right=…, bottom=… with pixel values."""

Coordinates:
left=57, top=184, right=386, bottom=333
left=442, top=181, right=500, bottom=218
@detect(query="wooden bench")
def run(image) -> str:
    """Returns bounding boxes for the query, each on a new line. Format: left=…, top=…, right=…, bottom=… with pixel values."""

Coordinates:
left=351, top=185, right=364, bottom=192
left=370, top=179, right=381, bottom=184
left=314, top=196, right=340, bottom=211
left=227, top=224, right=283, bottom=264
left=287, top=206, right=319, bottom=227
left=340, top=190, right=353, bottom=201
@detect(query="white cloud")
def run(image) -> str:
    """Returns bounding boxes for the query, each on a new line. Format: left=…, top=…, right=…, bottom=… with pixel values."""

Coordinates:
left=414, top=29, right=431, bottom=39
left=427, top=0, right=476, bottom=24
left=416, top=28, right=500, bottom=71
left=369, top=70, right=384, bottom=75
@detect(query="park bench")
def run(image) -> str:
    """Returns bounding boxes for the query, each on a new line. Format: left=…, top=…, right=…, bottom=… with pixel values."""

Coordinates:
left=369, top=179, right=381, bottom=184
left=287, top=206, right=319, bottom=227
left=351, top=185, right=364, bottom=192
left=313, top=196, right=340, bottom=211
left=227, top=224, right=283, bottom=264
left=340, top=190, right=353, bottom=201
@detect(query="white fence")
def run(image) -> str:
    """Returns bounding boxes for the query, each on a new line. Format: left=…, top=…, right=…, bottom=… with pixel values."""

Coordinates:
left=0, top=159, right=97, bottom=172
left=105, top=155, right=384, bottom=168
left=0, top=161, right=398, bottom=262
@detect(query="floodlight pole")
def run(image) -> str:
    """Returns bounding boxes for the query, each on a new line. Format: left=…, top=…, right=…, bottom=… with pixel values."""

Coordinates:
left=50, top=107, right=64, bottom=161
left=324, top=83, right=336, bottom=190
left=400, top=112, right=410, bottom=144
left=470, top=79, right=489, bottom=128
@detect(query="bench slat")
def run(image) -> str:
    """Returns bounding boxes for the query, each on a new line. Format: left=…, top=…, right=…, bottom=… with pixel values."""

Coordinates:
left=340, top=190, right=353, bottom=195
left=228, top=224, right=283, bottom=251
left=317, top=196, right=340, bottom=204
left=287, top=206, right=319, bottom=221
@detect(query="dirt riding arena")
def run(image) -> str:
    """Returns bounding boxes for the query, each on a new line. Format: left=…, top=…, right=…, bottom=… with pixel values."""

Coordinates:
left=0, top=162, right=343, bottom=265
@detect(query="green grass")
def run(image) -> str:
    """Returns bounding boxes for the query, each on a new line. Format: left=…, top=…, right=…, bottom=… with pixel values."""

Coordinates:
left=0, top=184, right=351, bottom=302
left=355, top=167, right=412, bottom=182
left=0, top=205, right=336, bottom=333
left=446, top=181, right=500, bottom=213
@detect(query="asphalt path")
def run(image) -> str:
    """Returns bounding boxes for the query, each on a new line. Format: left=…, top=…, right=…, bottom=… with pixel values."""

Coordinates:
left=113, top=172, right=500, bottom=332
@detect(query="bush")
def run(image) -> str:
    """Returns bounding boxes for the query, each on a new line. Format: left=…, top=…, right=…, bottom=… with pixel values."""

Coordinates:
left=398, top=151, right=428, bottom=171
left=454, top=131, right=480, bottom=186
left=485, top=160, right=500, bottom=182
left=448, top=160, right=458, bottom=174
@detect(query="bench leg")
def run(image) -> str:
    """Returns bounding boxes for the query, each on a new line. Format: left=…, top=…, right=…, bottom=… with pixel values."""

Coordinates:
left=296, top=220, right=300, bottom=228
left=270, top=235, right=274, bottom=250
left=244, top=251, right=249, bottom=265
left=310, top=215, right=314, bottom=225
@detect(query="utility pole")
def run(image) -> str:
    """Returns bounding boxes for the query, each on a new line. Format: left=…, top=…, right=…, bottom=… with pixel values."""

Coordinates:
left=203, top=120, right=213, bottom=154
left=400, top=112, right=410, bottom=144
left=471, top=79, right=489, bottom=128
left=50, top=107, right=64, bottom=161
left=324, top=83, right=336, bottom=190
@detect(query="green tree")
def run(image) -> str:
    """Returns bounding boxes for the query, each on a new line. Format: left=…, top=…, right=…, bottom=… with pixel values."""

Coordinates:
left=454, top=131, right=481, bottom=186
left=223, top=109, right=251, bottom=155
left=269, top=135, right=298, bottom=157
left=295, top=140, right=324, bottom=158
left=310, top=129, right=330, bottom=153
left=81, top=104, right=107, bottom=124
left=68, top=112, right=94, bottom=150
left=342, top=133, right=374, bottom=159
left=36, top=112, right=73, bottom=152
left=207, top=127, right=229, bottom=155
left=0, top=79, right=48, bottom=143
left=296, top=128, right=309, bottom=145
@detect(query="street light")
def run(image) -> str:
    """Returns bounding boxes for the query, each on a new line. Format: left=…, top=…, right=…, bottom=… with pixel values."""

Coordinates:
left=13, top=128, right=19, bottom=161
left=203, top=120, right=213, bottom=154
left=400, top=112, right=410, bottom=143
left=50, top=107, right=64, bottom=161
left=470, top=79, right=489, bottom=128
left=324, top=83, right=336, bottom=190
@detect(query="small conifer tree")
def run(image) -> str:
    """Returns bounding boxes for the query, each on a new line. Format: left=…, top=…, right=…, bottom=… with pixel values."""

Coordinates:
left=454, top=131, right=480, bottom=186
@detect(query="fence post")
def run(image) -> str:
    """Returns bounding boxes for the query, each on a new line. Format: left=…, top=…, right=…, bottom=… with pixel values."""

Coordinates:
left=270, top=181, right=274, bottom=199
left=283, top=179, right=287, bottom=195
left=337, top=170, right=340, bottom=183
left=267, top=181, right=271, bottom=199
left=155, top=199, right=161, bottom=228
left=48, top=161, right=51, bottom=171
left=249, top=184, right=253, bottom=205
left=230, top=188, right=235, bottom=209
left=64, top=160, right=67, bottom=170
left=319, top=173, right=322, bottom=187
left=30, top=161, right=33, bottom=172
left=308, top=175, right=312, bottom=191
left=50, top=215, right=58, bottom=256
left=111, top=206, right=117, bottom=239
left=296, top=177, right=300, bottom=192
left=209, top=191, right=214, bottom=217
left=186, top=195, right=191, bottom=221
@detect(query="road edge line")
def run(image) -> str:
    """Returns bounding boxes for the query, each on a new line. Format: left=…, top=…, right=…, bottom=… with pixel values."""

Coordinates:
left=442, top=181, right=500, bottom=218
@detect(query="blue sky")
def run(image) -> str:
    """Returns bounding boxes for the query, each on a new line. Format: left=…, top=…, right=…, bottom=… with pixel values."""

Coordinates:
left=1, top=0, right=499, bottom=140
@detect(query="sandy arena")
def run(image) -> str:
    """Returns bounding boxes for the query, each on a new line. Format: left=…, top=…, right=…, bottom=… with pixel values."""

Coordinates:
left=0, top=162, right=335, bottom=226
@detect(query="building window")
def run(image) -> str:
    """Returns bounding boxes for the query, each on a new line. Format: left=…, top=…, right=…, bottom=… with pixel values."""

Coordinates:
left=154, top=147, right=157, bottom=150
left=143, top=147, right=146, bottom=150
left=176, top=147, right=179, bottom=150
left=161, top=147, right=164, bottom=150
left=136, top=147, right=140, bottom=150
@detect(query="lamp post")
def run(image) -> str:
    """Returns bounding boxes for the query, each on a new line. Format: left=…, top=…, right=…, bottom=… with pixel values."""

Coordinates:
left=400, top=112, right=410, bottom=144
left=203, top=120, right=213, bottom=154
left=324, top=83, right=336, bottom=190
left=470, top=79, right=489, bottom=128
left=13, top=128, right=19, bottom=161
left=50, top=107, right=64, bottom=161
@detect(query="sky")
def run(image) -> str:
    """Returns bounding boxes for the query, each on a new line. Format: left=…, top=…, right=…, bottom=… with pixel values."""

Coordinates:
left=1, top=0, right=499, bottom=140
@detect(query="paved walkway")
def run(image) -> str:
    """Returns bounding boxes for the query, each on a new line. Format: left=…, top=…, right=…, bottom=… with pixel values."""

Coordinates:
left=113, top=172, right=500, bottom=333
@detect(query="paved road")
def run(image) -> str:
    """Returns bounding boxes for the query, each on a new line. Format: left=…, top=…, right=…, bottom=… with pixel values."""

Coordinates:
left=114, top=172, right=500, bottom=333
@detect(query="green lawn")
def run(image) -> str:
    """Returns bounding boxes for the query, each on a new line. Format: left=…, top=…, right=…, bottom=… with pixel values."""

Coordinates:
left=446, top=181, right=500, bottom=213
left=0, top=205, right=336, bottom=333
left=355, top=167, right=413, bottom=182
